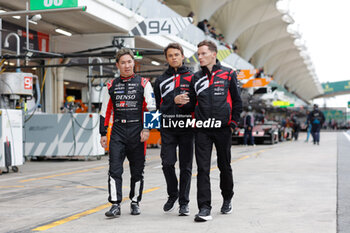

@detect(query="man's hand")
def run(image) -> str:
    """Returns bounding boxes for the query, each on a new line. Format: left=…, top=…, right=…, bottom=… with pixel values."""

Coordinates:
left=174, top=93, right=190, bottom=105
left=100, top=136, right=108, bottom=148
left=140, top=129, right=150, bottom=142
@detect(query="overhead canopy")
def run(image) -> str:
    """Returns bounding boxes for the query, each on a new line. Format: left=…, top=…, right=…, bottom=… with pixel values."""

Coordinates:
left=165, top=0, right=323, bottom=101
left=0, top=0, right=127, bottom=36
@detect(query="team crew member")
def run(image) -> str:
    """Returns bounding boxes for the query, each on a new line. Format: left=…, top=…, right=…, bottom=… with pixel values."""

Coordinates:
left=100, top=48, right=156, bottom=218
left=192, top=40, right=242, bottom=222
left=243, top=106, right=255, bottom=146
left=154, top=43, right=195, bottom=216
left=307, top=104, right=325, bottom=145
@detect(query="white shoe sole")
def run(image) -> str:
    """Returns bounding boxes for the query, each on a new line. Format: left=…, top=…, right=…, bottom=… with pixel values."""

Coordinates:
left=179, top=211, right=190, bottom=216
left=194, top=214, right=212, bottom=222
left=221, top=209, right=232, bottom=214
left=164, top=205, right=175, bottom=213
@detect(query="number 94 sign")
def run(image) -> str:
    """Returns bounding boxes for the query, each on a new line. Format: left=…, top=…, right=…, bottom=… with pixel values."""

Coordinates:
left=130, top=17, right=192, bottom=36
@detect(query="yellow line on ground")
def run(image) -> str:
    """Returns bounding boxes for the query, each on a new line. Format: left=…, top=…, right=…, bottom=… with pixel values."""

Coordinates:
left=19, top=166, right=107, bottom=183
left=142, top=187, right=160, bottom=194
left=232, top=155, right=250, bottom=162
left=0, top=185, right=25, bottom=188
left=32, top=187, right=160, bottom=232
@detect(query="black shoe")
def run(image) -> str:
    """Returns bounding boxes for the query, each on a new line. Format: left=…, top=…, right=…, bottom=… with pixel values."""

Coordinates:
left=163, top=198, right=177, bottom=212
left=130, top=202, right=141, bottom=215
left=194, top=208, right=212, bottom=222
left=130, top=202, right=140, bottom=215
left=105, top=204, right=121, bottom=218
left=220, top=200, right=232, bottom=214
left=179, top=204, right=190, bottom=216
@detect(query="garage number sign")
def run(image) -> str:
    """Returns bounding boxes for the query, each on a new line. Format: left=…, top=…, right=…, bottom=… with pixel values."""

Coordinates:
left=130, top=17, right=193, bottom=36
left=30, top=0, right=78, bottom=10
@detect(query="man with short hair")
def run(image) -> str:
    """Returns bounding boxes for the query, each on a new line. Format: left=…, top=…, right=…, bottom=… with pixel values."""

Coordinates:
left=100, top=48, right=156, bottom=218
left=154, top=43, right=195, bottom=216
left=192, top=40, right=242, bottom=222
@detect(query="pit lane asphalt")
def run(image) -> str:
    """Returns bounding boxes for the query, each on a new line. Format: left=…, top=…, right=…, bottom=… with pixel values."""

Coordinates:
left=0, top=132, right=342, bottom=233
left=337, top=131, right=350, bottom=233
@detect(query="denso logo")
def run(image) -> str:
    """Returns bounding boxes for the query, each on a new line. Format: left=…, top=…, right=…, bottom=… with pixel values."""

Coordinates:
left=116, top=95, right=136, bottom=100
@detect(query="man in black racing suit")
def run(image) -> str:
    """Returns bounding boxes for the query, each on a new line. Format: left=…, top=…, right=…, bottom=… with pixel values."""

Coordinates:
left=192, top=40, right=242, bottom=222
left=100, top=48, right=156, bottom=218
left=154, top=43, right=195, bottom=216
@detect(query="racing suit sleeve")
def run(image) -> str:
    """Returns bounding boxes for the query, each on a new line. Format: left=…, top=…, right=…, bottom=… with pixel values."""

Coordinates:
left=153, top=78, right=161, bottom=111
left=143, top=81, right=156, bottom=112
left=229, top=70, right=243, bottom=128
left=99, top=87, right=112, bottom=136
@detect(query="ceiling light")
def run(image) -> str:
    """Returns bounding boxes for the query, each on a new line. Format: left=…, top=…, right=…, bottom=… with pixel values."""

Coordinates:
left=55, top=28, right=72, bottom=36
left=9, top=62, right=15, bottom=66
left=32, top=67, right=37, bottom=70
left=0, top=9, right=20, bottom=19
left=64, top=81, right=70, bottom=85
left=151, top=61, right=160, bottom=66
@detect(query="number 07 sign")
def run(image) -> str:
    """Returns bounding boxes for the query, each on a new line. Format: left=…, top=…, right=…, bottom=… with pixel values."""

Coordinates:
left=130, top=17, right=192, bottom=36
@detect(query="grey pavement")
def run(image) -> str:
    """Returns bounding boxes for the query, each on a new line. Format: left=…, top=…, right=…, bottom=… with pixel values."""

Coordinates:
left=337, top=131, right=350, bottom=233
left=0, top=132, right=342, bottom=233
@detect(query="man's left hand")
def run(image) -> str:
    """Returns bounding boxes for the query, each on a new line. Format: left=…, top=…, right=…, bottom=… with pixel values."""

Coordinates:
left=140, top=129, right=150, bottom=142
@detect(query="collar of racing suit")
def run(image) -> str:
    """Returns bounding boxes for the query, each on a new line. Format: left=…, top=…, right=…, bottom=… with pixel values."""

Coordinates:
left=165, top=64, right=190, bottom=75
left=200, top=59, right=221, bottom=77
left=120, top=74, right=135, bottom=81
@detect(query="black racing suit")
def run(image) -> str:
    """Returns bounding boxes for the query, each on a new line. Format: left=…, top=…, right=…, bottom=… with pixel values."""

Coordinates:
left=192, top=60, right=242, bottom=210
left=100, top=74, right=156, bottom=204
left=154, top=65, right=195, bottom=205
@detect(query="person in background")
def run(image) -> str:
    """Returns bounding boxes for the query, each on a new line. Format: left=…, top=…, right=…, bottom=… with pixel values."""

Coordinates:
left=307, top=104, right=325, bottom=145
left=197, top=19, right=209, bottom=35
left=291, top=113, right=300, bottom=141
left=243, top=106, right=255, bottom=146
left=304, top=111, right=312, bottom=143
